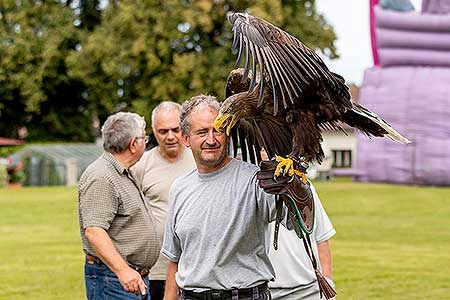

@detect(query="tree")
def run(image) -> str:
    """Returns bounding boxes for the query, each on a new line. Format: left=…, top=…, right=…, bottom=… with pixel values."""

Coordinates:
left=1, top=0, right=337, bottom=141
left=67, top=0, right=338, bottom=129
left=0, top=0, right=99, bottom=141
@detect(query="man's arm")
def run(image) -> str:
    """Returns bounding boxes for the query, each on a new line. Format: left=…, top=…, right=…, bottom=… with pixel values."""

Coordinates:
left=318, top=240, right=333, bottom=280
left=85, top=227, right=147, bottom=296
left=164, top=261, right=179, bottom=300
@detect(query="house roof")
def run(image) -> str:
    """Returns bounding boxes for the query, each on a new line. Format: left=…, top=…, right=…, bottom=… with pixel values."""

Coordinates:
left=0, top=137, right=24, bottom=146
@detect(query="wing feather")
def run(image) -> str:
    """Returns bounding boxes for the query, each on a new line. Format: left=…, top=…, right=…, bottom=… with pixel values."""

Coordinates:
left=234, top=34, right=245, bottom=68
left=265, top=48, right=288, bottom=108
left=259, top=48, right=279, bottom=113
left=229, top=116, right=292, bottom=165
left=228, top=12, right=344, bottom=111
left=242, top=37, right=251, bottom=82
left=249, top=42, right=258, bottom=90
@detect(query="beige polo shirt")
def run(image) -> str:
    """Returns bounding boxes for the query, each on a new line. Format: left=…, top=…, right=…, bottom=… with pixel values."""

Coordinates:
left=131, top=147, right=196, bottom=280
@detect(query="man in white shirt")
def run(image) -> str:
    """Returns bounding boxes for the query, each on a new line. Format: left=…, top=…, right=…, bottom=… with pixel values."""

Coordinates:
left=131, top=101, right=196, bottom=300
left=268, top=183, right=335, bottom=300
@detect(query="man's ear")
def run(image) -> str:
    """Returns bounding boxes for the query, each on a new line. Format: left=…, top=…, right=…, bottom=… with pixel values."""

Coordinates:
left=181, top=132, right=190, bottom=148
left=129, top=137, right=138, bottom=154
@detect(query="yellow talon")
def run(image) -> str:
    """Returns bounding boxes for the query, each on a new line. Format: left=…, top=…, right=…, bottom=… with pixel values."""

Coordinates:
left=294, top=169, right=308, bottom=184
left=275, top=156, right=295, bottom=177
left=275, top=156, right=308, bottom=184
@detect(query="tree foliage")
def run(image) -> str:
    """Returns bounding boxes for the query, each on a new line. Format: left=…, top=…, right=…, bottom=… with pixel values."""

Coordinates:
left=0, top=0, right=337, bottom=141
left=0, top=0, right=99, bottom=141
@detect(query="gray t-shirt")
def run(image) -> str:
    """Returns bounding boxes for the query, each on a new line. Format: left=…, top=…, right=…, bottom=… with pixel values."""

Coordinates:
left=162, top=158, right=278, bottom=291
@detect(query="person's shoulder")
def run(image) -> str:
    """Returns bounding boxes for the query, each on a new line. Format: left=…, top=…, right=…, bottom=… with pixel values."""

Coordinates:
left=172, top=168, right=197, bottom=186
left=141, top=147, right=158, bottom=161
left=180, top=148, right=196, bottom=166
left=168, top=169, right=197, bottom=202
left=79, top=156, right=115, bottom=189
left=131, top=148, right=158, bottom=171
left=230, top=159, right=259, bottom=175
left=82, top=156, right=107, bottom=177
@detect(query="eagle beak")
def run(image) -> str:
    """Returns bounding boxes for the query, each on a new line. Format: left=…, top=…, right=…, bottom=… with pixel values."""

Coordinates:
left=214, top=112, right=235, bottom=136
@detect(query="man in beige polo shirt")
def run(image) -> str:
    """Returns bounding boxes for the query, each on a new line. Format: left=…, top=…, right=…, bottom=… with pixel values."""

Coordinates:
left=132, top=101, right=195, bottom=300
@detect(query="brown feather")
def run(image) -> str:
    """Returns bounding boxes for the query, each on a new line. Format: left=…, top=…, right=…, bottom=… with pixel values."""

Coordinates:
left=218, top=12, right=410, bottom=166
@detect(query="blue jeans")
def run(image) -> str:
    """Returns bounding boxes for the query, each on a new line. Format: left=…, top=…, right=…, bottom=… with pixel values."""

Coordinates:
left=84, top=259, right=151, bottom=300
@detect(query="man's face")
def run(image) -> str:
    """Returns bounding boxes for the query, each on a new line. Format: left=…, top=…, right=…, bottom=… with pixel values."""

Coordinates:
left=153, top=110, right=183, bottom=159
left=182, top=104, right=229, bottom=172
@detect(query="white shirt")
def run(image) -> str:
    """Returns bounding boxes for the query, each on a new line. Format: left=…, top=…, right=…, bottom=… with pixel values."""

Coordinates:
left=268, top=183, right=335, bottom=291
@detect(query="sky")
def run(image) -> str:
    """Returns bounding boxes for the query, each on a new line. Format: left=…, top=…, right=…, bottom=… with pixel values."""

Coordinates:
left=315, top=0, right=423, bottom=85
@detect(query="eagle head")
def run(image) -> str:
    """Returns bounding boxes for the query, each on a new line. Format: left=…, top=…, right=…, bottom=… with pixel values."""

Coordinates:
left=214, top=94, right=246, bottom=136
left=214, top=67, right=259, bottom=136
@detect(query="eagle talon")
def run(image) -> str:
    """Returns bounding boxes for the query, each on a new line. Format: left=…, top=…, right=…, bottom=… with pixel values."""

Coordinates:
left=275, top=156, right=308, bottom=184
left=294, top=169, right=308, bottom=184
left=275, top=156, right=295, bottom=177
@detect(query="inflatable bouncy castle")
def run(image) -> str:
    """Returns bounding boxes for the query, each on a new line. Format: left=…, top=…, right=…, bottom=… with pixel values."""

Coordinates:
left=356, top=0, right=450, bottom=185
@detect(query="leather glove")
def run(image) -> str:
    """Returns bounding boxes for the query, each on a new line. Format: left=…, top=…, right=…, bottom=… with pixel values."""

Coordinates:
left=256, top=159, right=314, bottom=234
left=257, top=159, right=293, bottom=194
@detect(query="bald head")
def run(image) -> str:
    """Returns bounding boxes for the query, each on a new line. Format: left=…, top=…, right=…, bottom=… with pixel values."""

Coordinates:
left=151, top=101, right=184, bottom=162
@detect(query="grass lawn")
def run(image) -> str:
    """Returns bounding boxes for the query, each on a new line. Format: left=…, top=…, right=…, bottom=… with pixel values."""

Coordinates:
left=1, top=182, right=449, bottom=299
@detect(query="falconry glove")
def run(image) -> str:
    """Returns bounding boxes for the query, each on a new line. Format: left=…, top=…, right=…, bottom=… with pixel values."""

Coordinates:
left=257, top=159, right=314, bottom=239
left=257, top=159, right=336, bottom=300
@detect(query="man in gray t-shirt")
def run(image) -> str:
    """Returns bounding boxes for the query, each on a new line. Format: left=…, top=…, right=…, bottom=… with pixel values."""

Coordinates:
left=162, top=95, right=279, bottom=300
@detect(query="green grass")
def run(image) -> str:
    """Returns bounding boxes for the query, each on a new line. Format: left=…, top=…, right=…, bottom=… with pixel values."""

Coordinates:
left=0, top=187, right=84, bottom=299
left=1, top=182, right=449, bottom=299
left=314, top=181, right=450, bottom=300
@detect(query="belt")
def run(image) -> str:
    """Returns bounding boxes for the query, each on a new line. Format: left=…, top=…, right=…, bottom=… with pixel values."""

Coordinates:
left=180, top=283, right=268, bottom=300
left=85, top=254, right=150, bottom=277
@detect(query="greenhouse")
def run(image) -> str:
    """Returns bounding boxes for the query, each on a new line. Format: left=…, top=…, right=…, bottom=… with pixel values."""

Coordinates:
left=17, top=144, right=103, bottom=186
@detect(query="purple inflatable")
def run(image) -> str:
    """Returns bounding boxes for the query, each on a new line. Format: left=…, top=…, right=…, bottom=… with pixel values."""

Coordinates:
left=357, top=2, right=450, bottom=185
left=356, top=67, right=450, bottom=186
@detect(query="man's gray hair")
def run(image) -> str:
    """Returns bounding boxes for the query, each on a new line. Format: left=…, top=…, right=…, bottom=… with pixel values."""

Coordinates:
left=180, top=94, right=220, bottom=135
left=151, top=101, right=182, bottom=130
left=101, top=112, right=146, bottom=154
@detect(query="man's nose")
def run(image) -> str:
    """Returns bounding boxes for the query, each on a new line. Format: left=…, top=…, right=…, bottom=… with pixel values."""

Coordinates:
left=167, top=130, right=175, bottom=139
left=205, top=131, right=216, bottom=144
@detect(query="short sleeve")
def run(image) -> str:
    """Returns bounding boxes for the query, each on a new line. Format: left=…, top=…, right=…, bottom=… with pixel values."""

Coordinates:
left=161, top=186, right=182, bottom=262
left=79, top=178, right=119, bottom=230
left=310, top=183, right=336, bottom=243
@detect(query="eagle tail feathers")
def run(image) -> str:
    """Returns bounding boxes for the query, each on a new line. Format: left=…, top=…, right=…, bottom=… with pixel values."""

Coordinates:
left=351, top=105, right=411, bottom=144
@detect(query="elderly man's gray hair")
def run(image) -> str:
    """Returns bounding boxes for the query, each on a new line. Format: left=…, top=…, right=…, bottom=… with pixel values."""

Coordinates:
left=101, top=112, right=146, bottom=153
left=151, top=101, right=182, bottom=130
left=180, top=94, right=220, bottom=135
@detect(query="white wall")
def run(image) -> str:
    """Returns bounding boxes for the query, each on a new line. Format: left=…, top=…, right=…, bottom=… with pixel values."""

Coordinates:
left=322, top=129, right=357, bottom=164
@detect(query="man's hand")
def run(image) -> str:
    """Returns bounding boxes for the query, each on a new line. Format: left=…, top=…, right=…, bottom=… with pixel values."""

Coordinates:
left=117, top=267, right=147, bottom=296
left=257, top=159, right=294, bottom=193
left=85, top=227, right=147, bottom=296
left=257, top=159, right=314, bottom=234
left=257, top=159, right=308, bottom=195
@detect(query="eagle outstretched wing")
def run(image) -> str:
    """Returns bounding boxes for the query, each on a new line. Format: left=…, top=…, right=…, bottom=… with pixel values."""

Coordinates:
left=225, top=69, right=293, bottom=163
left=228, top=12, right=351, bottom=115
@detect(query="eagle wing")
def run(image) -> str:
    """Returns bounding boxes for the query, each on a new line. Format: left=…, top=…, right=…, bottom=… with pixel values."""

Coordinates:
left=228, top=12, right=351, bottom=115
left=231, top=117, right=293, bottom=164
left=225, top=69, right=293, bottom=163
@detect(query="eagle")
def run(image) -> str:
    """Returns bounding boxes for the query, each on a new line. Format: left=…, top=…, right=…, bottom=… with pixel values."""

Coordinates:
left=214, top=12, right=411, bottom=180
